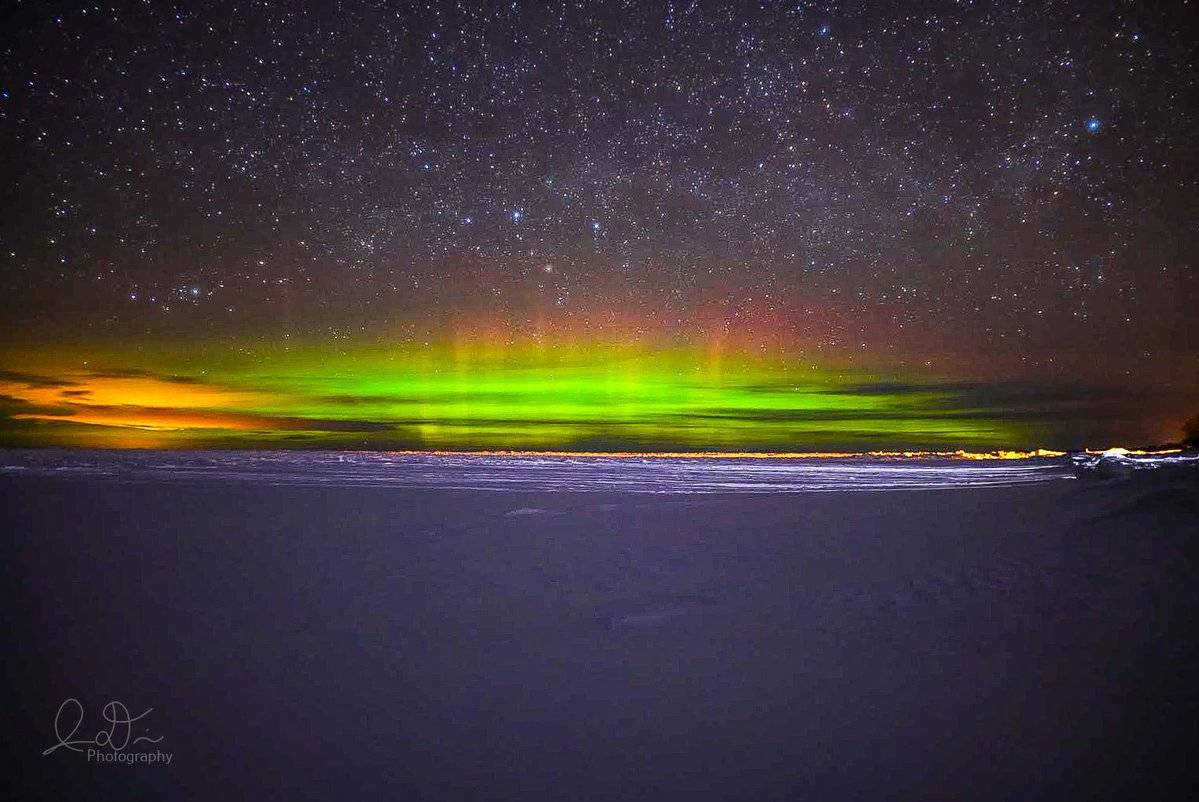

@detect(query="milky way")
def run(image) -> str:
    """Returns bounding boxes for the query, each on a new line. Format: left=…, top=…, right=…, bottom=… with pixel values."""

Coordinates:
left=0, top=1, right=1195, bottom=449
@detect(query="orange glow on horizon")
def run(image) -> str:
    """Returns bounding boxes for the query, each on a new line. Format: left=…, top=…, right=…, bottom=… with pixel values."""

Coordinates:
left=1, top=375, right=261, bottom=412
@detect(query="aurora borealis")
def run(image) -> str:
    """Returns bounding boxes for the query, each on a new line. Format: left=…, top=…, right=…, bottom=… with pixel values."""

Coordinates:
left=1, top=2, right=1196, bottom=451
left=1, top=339, right=1039, bottom=450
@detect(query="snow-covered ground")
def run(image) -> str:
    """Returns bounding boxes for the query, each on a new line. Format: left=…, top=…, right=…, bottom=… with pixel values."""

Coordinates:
left=0, top=448, right=1077, bottom=492
left=4, top=452, right=1197, bottom=799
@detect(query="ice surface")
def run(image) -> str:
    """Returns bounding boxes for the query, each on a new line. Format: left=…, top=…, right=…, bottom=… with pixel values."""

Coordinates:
left=0, top=449, right=1077, bottom=492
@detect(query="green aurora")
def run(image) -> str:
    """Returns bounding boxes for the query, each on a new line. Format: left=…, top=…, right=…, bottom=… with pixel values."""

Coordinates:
left=0, top=340, right=1048, bottom=451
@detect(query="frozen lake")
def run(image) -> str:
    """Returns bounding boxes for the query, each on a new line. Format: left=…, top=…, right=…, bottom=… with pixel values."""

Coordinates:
left=0, top=449, right=1078, bottom=492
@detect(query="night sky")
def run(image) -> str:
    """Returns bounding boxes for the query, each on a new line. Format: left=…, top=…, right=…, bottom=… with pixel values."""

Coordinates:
left=0, top=1, right=1196, bottom=450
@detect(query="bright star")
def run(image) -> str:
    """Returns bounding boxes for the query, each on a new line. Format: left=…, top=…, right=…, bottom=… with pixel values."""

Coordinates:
left=1085, top=117, right=1102, bottom=132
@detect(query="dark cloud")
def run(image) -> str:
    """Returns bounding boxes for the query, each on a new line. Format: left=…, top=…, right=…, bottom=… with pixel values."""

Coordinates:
left=84, top=368, right=206, bottom=384
left=0, top=394, right=78, bottom=418
left=0, top=370, right=80, bottom=388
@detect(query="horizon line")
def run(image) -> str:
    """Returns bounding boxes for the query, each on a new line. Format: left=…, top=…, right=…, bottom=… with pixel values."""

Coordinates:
left=1, top=446, right=1188, bottom=460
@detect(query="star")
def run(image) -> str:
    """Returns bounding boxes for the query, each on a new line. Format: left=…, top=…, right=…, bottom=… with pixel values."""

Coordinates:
left=0, top=0, right=1191, bottom=451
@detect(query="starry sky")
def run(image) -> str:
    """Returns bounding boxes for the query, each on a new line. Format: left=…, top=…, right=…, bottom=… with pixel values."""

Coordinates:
left=0, top=1, right=1196, bottom=450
